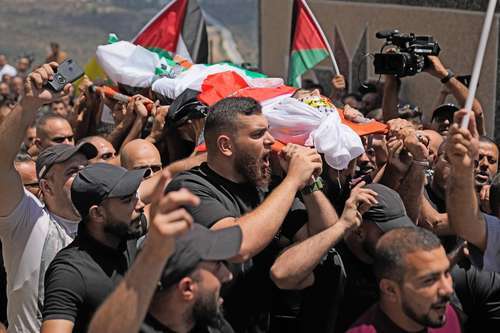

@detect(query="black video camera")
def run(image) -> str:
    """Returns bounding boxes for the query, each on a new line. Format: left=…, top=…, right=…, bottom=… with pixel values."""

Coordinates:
left=373, top=30, right=440, bottom=77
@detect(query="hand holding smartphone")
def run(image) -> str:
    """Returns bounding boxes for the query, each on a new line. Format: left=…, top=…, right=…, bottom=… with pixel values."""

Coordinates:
left=45, top=59, right=84, bottom=92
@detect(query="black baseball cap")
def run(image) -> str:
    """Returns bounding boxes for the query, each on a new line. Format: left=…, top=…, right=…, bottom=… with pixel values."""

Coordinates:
left=167, top=88, right=208, bottom=129
left=362, top=183, right=415, bottom=232
left=71, top=163, right=150, bottom=219
left=36, top=143, right=98, bottom=179
left=431, top=103, right=459, bottom=122
left=159, top=224, right=242, bottom=289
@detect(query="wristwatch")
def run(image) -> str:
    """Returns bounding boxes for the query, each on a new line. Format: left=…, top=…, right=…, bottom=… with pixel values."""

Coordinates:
left=441, top=69, right=455, bottom=84
left=300, top=176, right=324, bottom=196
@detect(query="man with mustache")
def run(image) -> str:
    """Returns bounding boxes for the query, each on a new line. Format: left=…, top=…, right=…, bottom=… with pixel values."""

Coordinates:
left=166, top=96, right=337, bottom=332
left=41, top=163, right=150, bottom=333
left=475, top=136, right=498, bottom=213
left=348, top=227, right=462, bottom=333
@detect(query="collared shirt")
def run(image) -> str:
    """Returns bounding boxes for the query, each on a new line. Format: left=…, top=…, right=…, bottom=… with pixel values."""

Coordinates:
left=42, top=227, right=137, bottom=333
left=0, top=189, right=78, bottom=333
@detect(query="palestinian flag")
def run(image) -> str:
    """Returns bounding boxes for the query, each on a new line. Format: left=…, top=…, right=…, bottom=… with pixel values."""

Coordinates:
left=132, top=0, right=208, bottom=64
left=288, top=0, right=330, bottom=87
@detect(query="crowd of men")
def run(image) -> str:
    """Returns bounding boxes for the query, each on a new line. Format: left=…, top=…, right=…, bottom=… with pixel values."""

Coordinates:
left=0, top=39, right=499, bottom=333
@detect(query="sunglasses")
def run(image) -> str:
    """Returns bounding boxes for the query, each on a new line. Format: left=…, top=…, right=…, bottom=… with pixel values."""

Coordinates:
left=51, top=135, right=75, bottom=144
left=133, top=164, right=162, bottom=174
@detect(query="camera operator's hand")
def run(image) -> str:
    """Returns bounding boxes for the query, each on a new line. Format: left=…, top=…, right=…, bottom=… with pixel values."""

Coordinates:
left=280, top=144, right=323, bottom=190
left=24, top=62, right=72, bottom=107
left=425, top=55, right=448, bottom=80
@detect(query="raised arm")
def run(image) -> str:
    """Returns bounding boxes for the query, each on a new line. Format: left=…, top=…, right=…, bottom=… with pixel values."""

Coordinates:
left=0, top=62, right=71, bottom=216
left=426, top=56, right=485, bottom=135
left=212, top=145, right=322, bottom=262
left=382, top=75, right=401, bottom=122
left=446, top=110, right=486, bottom=250
left=270, top=183, right=377, bottom=290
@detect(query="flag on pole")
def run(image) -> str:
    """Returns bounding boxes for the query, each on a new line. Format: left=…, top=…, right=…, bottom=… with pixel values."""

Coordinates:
left=288, top=0, right=331, bottom=87
left=132, top=0, right=208, bottom=64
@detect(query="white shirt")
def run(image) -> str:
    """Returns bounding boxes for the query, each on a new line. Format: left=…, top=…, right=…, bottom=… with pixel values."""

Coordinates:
left=0, top=189, right=78, bottom=333
left=0, top=64, right=17, bottom=79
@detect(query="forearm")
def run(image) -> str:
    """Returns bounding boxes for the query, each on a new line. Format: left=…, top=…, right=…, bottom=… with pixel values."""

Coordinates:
left=105, top=114, right=135, bottom=151
left=446, top=168, right=486, bottom=250
left=302, top=190, right=338, bottom=236
left=445, top=78, right=485, bottom=135
left=225, top=178, right=300, bottom=261
left=419, top=198, right=452, bottom=235
left=0, top=98, right=40, bottom=168
left=87, top=242, right=170, bottom=333
left=379, top=164, right=404, bottom=191
left=120, top=117, right=146, bottom=152
left=382, top=75, right=400, bottom=122
left=271, top=221, right=348, bottom=290
left=398, top=164, right=425, bottom=222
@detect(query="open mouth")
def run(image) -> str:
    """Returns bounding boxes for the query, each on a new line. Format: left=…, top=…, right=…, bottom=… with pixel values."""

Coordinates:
left=262, top=152, right=271, bottom=169
left=475, top=172, right=490, bottom=184
left=355, top=164, right=375, bottom=178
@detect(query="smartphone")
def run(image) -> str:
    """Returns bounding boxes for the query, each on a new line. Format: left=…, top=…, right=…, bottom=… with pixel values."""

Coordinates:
left=456, top=75, right=471, bottom=88
left=46, top=59, right=84, bottom=92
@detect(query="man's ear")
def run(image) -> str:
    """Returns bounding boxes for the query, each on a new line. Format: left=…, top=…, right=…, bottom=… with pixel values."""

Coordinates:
left=177, top=277, right=196, bottom=302
left=39, top=178, right=52, bottom=196
left=34, top=137, right=42, bottom=149
left=217, top=135, right=233, bottom=157
left=379, top=278, right=399, bottom=303
left=88, top=205, right=105, bottom=223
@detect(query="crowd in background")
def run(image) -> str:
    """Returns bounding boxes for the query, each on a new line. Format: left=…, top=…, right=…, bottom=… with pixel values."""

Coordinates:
left=0, top=39, right=499, bottom=333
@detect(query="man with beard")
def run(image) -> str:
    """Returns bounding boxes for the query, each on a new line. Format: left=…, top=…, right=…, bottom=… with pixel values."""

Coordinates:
left=88, top=221, right=241, bottom=333
left=166, top=97, right=337, bottom=332
left=348, top=227, right=461, bottom=333
left=41, top=163, right=150, bottom=333
left=474, top=136, right=498, bottom=205
left=0, top=62, right=98, bottom=332
left=273, top=183, right=416, bottom=332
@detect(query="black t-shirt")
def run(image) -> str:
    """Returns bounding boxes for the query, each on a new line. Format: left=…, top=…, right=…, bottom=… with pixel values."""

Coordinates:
left=166, top=163, right=306, bottom=333
left=334, top=241, right=379, bottom=332
left=452, top=261, right=500, bottom=331
left=42, top=228, right=137, bottom=333
left=139, top=313, right=234, bottom=333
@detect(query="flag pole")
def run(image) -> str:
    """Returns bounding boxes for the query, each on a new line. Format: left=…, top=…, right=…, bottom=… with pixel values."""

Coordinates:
left=461, top=0, right=497, bottom=129
left=301, top=0, right=340, bottom=75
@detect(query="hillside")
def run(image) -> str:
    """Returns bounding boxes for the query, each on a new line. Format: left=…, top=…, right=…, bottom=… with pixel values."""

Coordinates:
left=0, top=0, right=258, bottom=67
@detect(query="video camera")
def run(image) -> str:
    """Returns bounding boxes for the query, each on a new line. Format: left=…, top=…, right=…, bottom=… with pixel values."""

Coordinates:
left=373, top=30, right=441, bottom=77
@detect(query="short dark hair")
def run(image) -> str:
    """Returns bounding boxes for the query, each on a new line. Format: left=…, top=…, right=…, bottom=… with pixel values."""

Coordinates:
left=373, top=227, right=442, bottom=283
left=36, top=113, right=70, bottom=135
left=479, top=135, right=499, bottom=152
left=204, top=97, right=262, bottom=149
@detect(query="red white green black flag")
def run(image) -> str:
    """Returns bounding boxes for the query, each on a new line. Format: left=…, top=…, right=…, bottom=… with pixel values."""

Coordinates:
left=132, top=0, right=208, bottom=64
left=288, top=0, right=332, bottom=87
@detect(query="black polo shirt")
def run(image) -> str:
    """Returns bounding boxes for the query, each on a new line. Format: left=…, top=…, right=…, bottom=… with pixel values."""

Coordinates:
left=140, top=313, right=234, bottom=333
left=42, top=228, right=137, bottom=333
left=166, top=163, right=306, bottom=333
